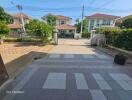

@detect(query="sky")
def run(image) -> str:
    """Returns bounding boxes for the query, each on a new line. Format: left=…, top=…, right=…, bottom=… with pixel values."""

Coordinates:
left=0, top=0, right=132, bottom=24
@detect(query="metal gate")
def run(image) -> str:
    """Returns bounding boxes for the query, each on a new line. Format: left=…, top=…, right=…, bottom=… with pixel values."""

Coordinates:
left=0, top=54, right=9, bottom=86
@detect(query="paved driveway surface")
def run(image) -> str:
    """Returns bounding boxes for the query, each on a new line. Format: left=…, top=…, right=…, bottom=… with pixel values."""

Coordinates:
left=1, top=39, right=132, bottom=100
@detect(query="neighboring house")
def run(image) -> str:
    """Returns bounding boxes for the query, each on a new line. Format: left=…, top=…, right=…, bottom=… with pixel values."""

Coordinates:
left=42, top=14, right=76, bottom=38
left=116, top=15, right=132, bottom=25
left=86, top=13, right=120, bottom=32
left=8, top=13, right=31, bottom=38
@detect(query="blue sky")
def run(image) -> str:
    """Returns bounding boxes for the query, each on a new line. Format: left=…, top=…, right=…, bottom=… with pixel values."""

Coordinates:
left=0, top=0, right=132, bottom=24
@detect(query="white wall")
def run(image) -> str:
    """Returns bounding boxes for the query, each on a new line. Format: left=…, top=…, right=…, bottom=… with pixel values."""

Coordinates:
left=88, top=18, right=115, bottom=32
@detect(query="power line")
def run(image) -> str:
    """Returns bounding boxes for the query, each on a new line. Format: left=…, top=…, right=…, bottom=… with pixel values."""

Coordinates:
left=6, top=5, right=132, bottom=13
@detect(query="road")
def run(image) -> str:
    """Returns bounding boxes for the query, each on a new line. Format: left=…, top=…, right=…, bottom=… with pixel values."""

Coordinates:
left=1, top=39, right=132, bottom=100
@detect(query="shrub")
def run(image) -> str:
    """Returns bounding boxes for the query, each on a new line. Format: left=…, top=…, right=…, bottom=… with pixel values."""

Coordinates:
left=121, top=18, right=132, bottom=29
left=96, top=27, right=132, bottom=51
left=0, top=21, right=9, bottom=38
left=4, top=38, right=42, bottom=43
left=96, top=27, right=122, bottom=45
left=114, top=29, right=132, bottom=51
left=82, top=32, right=91, bottom=38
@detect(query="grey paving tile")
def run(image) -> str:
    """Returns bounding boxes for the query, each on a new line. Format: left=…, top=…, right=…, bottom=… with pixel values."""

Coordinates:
left=95, top=53, right=110, bottom=59
left=66, top=72, right=76, bottom=90
left=106, top=81, right=123, bottom=90
left=76, top=90, right=92, bottom=100
left=83, top=55, right=95, bottom=59
left=84, top=73, right=100, bottom=89
left=75, top=73, right=88, bottom=90
left=43, top=73, right=66, bottom=89
left=49, top=54, right=60, bottom=58
left=90, top=90, right=107, bottom=100
left=3, top=68, right=38, bottom=100
left=92, top=73, right=112, bottom=90
left=103, top=90, right=121, bottom=100
left=115, top=90, right=132, bottom=100
left=110, top=74, right=132, bottom=90
left=13, top=68, right=48, bottom=100
left=38, top=90, right=66, bottom=100
left=63, top=54, right=74, bottom=58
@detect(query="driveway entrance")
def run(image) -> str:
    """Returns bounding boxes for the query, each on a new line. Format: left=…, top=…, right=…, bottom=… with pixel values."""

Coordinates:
left=1, top=39, right=132, bottom=100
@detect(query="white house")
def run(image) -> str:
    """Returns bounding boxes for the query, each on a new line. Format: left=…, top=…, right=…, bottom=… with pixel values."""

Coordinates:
left=8, top=13, right=32, bottom=37
left=86, top=13, right=120, bottom=32
left=42, top=14, right=76, bottom=38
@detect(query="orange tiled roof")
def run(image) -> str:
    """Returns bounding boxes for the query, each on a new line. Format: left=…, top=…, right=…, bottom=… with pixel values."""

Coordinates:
left=86, top=13, right=120, bottom=19
left=10, top=13, right=31, bottom=19
left=56, top=24, right=76, bottom=30
left=56, top=15, right=71, bottom=20
left=8, top=23, right=21, bottom=29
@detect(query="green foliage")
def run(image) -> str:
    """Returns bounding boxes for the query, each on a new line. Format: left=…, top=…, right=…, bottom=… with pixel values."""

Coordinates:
left=25, top=19, right=53, bottom=43
left=96, top=27, right=122, bottom=45
left=25, top=19, right=53, bottom=38
left=0, top=21, right=10, bottom=37
left=74, top=19, right=88, bottom=33
left=121, top=18, right=132, bottom=29
left=114, top=29, right=132, bottom=51
left=46, top=14, right=57, bottom=26
left=82, top=32, right=91, bottom=38
left=96, top=27, right=132, bottom=51
left=0, top=6, right=11, bottom=23
left=4, top=38, right=42, bottom=42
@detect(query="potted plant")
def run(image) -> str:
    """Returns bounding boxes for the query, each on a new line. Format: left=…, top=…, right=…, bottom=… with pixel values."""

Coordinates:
left=114, top=53, right=127, bottom=65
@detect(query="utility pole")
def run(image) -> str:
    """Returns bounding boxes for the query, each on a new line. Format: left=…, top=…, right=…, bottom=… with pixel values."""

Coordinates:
left=11, top=1, right=26, bottom=36
left=80, top=5, right=84, bottom=35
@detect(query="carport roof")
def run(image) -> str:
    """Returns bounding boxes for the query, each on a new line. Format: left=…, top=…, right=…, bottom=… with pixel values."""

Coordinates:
left=56, top=24, right=76, bottom=30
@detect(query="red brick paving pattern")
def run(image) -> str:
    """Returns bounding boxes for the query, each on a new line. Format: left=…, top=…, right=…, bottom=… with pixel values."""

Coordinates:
left=0, top=43, right=53, bottom=64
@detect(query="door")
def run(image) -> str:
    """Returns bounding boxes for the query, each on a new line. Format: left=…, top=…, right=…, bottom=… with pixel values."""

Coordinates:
left=0, top=54, right=9, bottom=86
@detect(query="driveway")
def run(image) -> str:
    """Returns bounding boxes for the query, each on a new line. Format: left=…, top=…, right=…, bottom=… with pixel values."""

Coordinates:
left=1, top=39, right=132, bottom=100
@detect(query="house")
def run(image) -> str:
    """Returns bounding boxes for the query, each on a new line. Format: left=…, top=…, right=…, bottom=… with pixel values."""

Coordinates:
left=116, top=15, right=132, bottom=25
left=8, top=13, right=31, bottom=37
left=86, top=13, right=120, bottom=32
left=42, top=14, right=76, bottom=38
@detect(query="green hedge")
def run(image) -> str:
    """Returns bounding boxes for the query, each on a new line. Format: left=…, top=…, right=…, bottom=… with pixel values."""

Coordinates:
left=114, top=29, right=132, bottom=51
left=4, top=38, right=42, bottom=43
left=96, top=27, right=132, bottom=51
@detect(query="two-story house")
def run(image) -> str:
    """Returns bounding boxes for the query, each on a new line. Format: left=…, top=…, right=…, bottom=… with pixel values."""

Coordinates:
left=8, top=13, right=31, bottom=37
left=42, top=14, right=76, bottom=38
left=86, top=13, right=120, bottom=32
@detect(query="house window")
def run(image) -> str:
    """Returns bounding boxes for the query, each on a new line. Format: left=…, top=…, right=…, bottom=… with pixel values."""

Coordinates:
left=96, top=20, right=100, bottom=26
left=90, top=20, right=95, bottom=25
left=60, top=20, right=66, bottom=25
left=89, top=20, right=95, bottom=31
left=60, top=30, right=66, bottom=34
left=69, top=30, right=73, bottom=33
left=19, top=18, right=22, bottom=24
left=103, top=19, right=111, bottom=25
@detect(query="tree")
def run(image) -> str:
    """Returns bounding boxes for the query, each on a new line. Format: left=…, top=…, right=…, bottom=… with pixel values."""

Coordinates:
left=74, top=19, right=88, bottom=33
left=120, top=18, right=132, bottom=29
left=43, top=14, right=57, bottom=26
left=0, top=6, right=11, bottom=23
left=0, top=21, right=10, bottom=37
left=25, top=19, right=53, bottom=42
left=0, top=6, right=10, bottom=38
left=74, top=19, right=90, bottom=38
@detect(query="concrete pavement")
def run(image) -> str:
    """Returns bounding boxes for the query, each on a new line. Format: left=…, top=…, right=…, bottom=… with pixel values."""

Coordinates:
left=1, top=39, right=132, bottom=100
